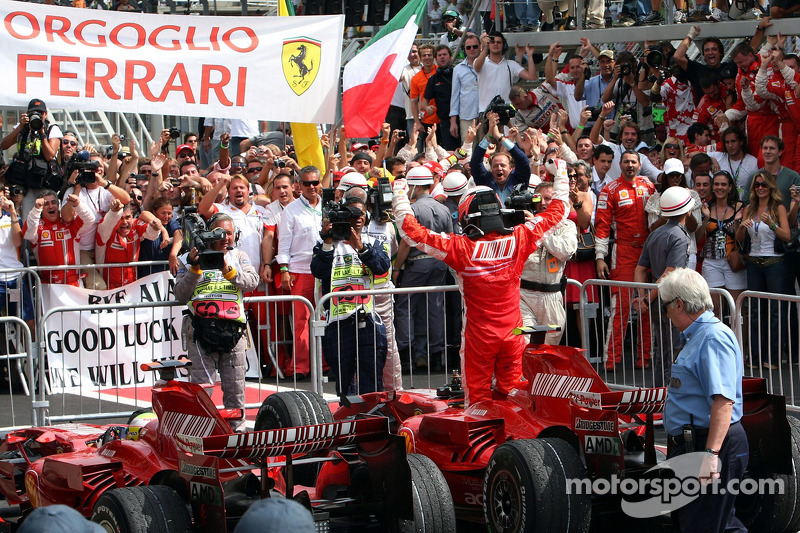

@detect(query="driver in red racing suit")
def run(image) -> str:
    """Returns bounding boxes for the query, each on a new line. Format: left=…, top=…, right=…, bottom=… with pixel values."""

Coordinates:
left=391, top=159, right=570, bottom=406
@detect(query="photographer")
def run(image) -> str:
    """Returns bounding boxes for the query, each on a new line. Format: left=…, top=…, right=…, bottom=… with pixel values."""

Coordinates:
left=0, top=99, right=62, bottom=220
left=311, top=195, right=390, bottom=397
left=174, top=213, right=259, bottom=433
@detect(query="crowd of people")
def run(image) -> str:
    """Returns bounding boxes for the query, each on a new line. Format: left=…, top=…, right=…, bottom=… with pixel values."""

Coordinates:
left=1, top=19, right=800, bottom=406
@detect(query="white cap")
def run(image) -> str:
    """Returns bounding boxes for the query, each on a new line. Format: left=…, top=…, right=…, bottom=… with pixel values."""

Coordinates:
left=406, top=166, right=434, bottom=186
left=337, top=172, right=369, bottom=191
left=660, top=186, right=693, bottom=216
left=442, top=172, right=469, bottom=196
left=663, top=158, right=685, bottom=176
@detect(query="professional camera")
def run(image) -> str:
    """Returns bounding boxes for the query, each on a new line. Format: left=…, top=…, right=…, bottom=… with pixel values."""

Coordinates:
left=583, top=57, right=594, bottom=80
left=369, top=176, right=393, bottom=223
left=645, top=45, right=664, bottom=69
left=320, top=188, right=354, bottom=241
left=620, top=64, right=633, bottom=78
left=504, top=183, right=542, bottom=213
left=65, top=151, right=100, bottom=185
left=589, top=104, right=603, bottom=121
left=169, top=127, right=181, bottom=140
left=28, top=112, right=44, bottom=132
left=5, top=185, right=22, bottom=197
left=182, top=207, right=227, bottom=270
left=484, top=95, right=516, bottom=127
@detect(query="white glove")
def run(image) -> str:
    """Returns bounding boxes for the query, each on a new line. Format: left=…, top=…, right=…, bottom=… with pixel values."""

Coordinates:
left=698, top=452, right=720, bottom=486
left=545, top=158, right=570, bottom=202
left=392, top=178, right=413, bottom=218
left=687, top=25, right=700, bottom=39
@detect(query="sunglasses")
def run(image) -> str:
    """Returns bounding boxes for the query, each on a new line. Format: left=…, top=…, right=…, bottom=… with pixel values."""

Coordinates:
left=568, top=173, right=577, bottom=179
left=465, top=44, right=479, bottom=50
left=62, top=140, right=78, bottom=147
left=664, top=143, right=680, bottom=150
left=753, top=181, right=769, bottom=189
left=231, top=163, right=246, bottom=169
left=246, top=167, right=263, bottom=174
left=302, top=180, right=320, bottom=186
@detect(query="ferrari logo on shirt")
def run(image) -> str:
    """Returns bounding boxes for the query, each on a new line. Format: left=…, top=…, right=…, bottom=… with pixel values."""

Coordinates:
left=636, top=188, right=645, bottom=196
left=56, top=231, right=67, bottom=240
left=282, top=37, right=321, bottom=96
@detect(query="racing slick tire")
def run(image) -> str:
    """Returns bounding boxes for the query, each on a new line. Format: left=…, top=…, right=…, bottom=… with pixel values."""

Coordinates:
left=399, top=454, right=457, bottom=533
left=92, top=485, right=193, bottom=533
left=254, top=392, right=332, bottom=487
left=483, top=438, right=591, bottom=533
left=736, top=416, right=800, bottom=532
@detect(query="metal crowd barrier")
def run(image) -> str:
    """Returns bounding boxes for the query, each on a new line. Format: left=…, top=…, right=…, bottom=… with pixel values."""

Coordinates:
left=6, top=270, right=800, bottom=430
left=579, top=279, right=736, bottom=391
left=0, top=317, right=37, bottom=432
left=735, top=291, right=800, bottom=406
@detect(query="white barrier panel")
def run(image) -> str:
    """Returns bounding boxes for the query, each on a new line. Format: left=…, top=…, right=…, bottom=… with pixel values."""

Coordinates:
left=41, top=271, right=260, bottom=392
left=0, top=0, right=344, bottom=122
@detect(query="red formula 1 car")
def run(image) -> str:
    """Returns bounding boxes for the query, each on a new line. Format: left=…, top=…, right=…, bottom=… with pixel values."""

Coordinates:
left=334, top=329, right=800, bottom=533
left=0, top=359, right=456, bottom=532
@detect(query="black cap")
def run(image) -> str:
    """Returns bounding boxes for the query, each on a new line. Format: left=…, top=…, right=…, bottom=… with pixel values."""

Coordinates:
left=27, top=99, right=46, bottom=113
left=350, top=152, right=373, bottom=165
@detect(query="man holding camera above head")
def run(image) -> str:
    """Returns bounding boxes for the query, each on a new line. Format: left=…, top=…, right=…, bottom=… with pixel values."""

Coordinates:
left=311, top=194, right=390, bottom=397
left=62, top=152, right=131, bottom=290
left=276, top=166, right=323, bottom=380
left=474, top=31, right=536, bottom=112
left=175, top=213, right=259, bottom=433
left=0, top=99, right=63, bottom=221
left=469, top=112, right=532, bottom=204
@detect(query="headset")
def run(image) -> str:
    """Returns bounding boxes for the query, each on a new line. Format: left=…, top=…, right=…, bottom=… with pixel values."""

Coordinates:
left=207, top=212, right=242, bottom=247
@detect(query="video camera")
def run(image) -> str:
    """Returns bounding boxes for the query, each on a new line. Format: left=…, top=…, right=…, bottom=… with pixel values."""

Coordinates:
left=369, top=176, right=393, bottom=223
left=462, top=188, right=526, bottom=239
left=484, top=95, right=516, bottom=127
left=504, top=183, right=542, bottom=213
left=65, top=151, right=101, bottom=185
left=182, top=207, right=227, bottom=270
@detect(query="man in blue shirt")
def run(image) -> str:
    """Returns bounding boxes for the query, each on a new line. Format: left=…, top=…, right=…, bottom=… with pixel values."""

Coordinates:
left=449, top=33, right=480, bottom=143
left=574, top=49, right=616, bottom=122
left=660, top=268, right=748, bottom=533
left=469, top=112, right=532, bottom=204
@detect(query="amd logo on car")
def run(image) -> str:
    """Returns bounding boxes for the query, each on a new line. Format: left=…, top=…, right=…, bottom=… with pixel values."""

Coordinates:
left=584, top=435, right=621, bottom=456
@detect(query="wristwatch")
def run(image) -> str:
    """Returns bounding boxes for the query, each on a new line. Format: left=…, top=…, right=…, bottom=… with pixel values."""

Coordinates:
left=705, top=448, right=719, bottom=456
left=573, top=201, right=583, bottom=209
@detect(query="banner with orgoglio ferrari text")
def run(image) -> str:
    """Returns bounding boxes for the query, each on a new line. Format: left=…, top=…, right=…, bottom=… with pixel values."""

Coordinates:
left=0, top=0, right=343, bottom=122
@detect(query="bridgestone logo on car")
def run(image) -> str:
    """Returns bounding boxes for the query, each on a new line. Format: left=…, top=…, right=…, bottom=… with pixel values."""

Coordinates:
left=574, top=418, right=615, bottom=432
left=181, top=463, right=216, bottom=479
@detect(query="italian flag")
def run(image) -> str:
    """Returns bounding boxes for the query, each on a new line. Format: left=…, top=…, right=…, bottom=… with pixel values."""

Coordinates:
left=342, top=0, right=426, bottom=138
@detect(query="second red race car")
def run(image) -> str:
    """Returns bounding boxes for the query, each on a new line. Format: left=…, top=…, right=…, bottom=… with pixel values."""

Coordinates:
left=333, top=327, right=800, bottom=533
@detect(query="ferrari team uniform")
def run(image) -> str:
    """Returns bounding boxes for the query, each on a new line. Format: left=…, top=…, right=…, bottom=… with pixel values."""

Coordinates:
left=595, top=175, right=655, bottom=367
left=23, top=201, right=93, bottom=286
left=724, top=57, right=780, bottom=160
left=174, top=248, right=259, bottom=433
left=95, top=211, right=159, bottom=289
left=755, top=59, right=800, bottom=170
left=519, top=218, right=577, bottom=345
left=392, top=165, right=570, bottom=406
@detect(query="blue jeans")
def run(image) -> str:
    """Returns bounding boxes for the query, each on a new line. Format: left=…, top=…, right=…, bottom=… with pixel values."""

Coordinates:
left=515, top=0, right=541, bottom=25
left=622, top=0, right=649, bottom=17
left=747, top=258, right=786, bottom=365
left=322, top=313, right=387, bottom=396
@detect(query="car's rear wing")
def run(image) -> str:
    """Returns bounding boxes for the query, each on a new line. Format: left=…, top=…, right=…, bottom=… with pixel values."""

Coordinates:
left=175, top=416, right=390, bottom=460
left=569, top=387, right=667, bottom=415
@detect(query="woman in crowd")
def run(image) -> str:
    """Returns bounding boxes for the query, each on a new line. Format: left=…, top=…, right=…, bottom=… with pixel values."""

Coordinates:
left=698, top=170, right=746, bottom=314
left=735, top=170, right=793, bottom=370
left=660, top=137, right=686, bottom=168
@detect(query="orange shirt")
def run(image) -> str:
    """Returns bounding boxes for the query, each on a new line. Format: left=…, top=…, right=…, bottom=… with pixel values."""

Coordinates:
left=410, top=66, right=440, bottom=125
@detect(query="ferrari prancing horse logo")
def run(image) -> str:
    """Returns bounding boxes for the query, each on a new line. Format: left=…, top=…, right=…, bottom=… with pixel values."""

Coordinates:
left=282, top=37, right=321, bottom=96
